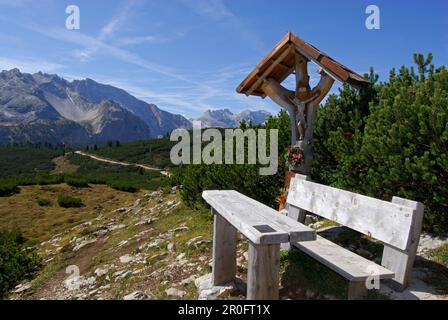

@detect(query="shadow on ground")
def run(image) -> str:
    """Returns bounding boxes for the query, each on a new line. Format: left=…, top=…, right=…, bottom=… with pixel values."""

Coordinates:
left=280, top=226, right=448, bottom=300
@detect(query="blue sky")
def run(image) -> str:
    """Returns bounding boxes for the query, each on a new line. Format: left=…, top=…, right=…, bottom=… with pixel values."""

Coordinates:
left=0, top=0, right=447, bottom=118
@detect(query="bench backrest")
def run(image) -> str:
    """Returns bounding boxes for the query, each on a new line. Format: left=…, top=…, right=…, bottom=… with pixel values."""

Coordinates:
left=286, top=175, right=421, bottom=251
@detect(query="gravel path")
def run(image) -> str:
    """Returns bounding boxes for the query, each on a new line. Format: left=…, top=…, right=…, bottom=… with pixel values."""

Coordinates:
left=74, top=151, right=169, bottom=176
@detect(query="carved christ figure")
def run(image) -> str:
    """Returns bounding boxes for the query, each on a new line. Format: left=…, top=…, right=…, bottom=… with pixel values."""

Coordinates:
left=261, top=54, right=334, bottom=146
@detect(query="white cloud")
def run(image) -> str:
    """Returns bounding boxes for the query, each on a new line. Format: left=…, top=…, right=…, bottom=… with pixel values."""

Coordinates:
left=76, top=1, right=135, bottom=61
left=179, top=0, right=264, bottom=54
left=10, top=1, right=275, bottom=118
left=114, top=35, right=159, bottom=46
left=0, top=56, right=63, bottom=73
left=179, top=0, right=234, bottom=21
left=35, top=26, right=193, bottom=82
left=114, top=31, right=185, bottom=47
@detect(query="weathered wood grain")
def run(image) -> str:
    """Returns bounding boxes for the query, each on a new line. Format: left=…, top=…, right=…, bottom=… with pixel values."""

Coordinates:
left=287, top=177, right=416, bottom=250
left=247, top=243, right=280, bottom=300
left=293, top=235, right=395, bottom=281
left=285, top=175, right=309, bottom=223
left=247, top=45, right=293, bottom=96
left=381, top=197, right=424, bottom=291
left=203, top=190, right=315, bottom=245
left=212, top=210, right=237, bottom=285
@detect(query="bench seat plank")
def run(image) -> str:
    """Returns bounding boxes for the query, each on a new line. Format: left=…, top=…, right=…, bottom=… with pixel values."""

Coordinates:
left=203, top=190, right=316, bottom=245
left=293, top=235, right=395, bottom=281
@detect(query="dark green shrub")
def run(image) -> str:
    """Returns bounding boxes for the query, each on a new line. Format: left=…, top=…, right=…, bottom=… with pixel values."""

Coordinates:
left=64, top=176, right=89, bottom=188
left=312, top=56, right=448, bottom=233
left=36, top=198, right=51, bottom=206
left=35, top=174, right=65, bottom=186
left=177, top=112, right=290, bottom=208
left=0, top=181, right=20, bottom=197
left=57, top=195, right=83, bottom=208
left=0, top=144, right=64, bottom=179
left=108, top=181, right=138, bottom=193
left=0, top=229, right=41, bottom=298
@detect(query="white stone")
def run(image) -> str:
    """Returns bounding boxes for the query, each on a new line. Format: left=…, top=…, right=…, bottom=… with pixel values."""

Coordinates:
left=166, top=201, right=175, bottom=207
left=173, top=226, right=189, bottom=232
left=119, top=254, right=134, bottom=264
left=123, top=291, right=149, bottom=300
left=94, top=268, right=108, bottom=277
left=186, top=236, right=202, bottom=246
left=14, top=283, right=32, bottom=293
left=116, top=240, right=128, bottom=247
left=114, top=270, right=132, bottom=280
left=180, top=275, right=197, bottom=286
left=145, top=239, right=161, bottom=249
left=94, top=229, right=108, bottom=237
left=417, top=233, right=448, bottom=258
left=64, top=276, right=96, bottom=291
left=176, top=253, right=186, bottom=261
left=165, top=288, right=186, bottom=298
left=194, top=273, right=213, bottom=291
left=73, top=239, right=97, bottom=252
left=107, top=224, right=127, bottom=232
left=198, top=285, right=234, bottom=300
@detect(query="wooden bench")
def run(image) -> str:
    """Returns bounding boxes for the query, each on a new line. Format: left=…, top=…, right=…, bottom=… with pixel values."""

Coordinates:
left=202, top=190, right=316, bottom=300
left=284, top=174, right=425, bottom=299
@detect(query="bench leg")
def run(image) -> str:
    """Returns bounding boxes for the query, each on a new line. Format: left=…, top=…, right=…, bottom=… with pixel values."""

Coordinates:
left=212, top=211, right=237, bottom=285
left=381, top=198, right=424, bottom=291
left=348, top=281, right=367, bottom=300
left=247, top=243, right=280, bottom=300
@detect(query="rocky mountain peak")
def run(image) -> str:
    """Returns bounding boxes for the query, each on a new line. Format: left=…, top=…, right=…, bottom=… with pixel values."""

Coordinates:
left=196, top=108, right=271, bottom=128
left=0, top=69, right=192, bottom=144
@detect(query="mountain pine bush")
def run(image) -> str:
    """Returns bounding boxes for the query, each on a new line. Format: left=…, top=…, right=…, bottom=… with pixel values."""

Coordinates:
left=57, top=195, right=84, bottom=208
left=0, top=180, right=20, bottom=197
left=176, top=111, right=291, bottom=208
left=0, top=229, right=41, bottom=298
left=313, top=55, right=448, bottom=233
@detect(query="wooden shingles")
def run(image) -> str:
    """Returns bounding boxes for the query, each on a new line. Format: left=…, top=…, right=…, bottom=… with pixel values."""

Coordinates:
left=236, top=32, right=370, bottom=97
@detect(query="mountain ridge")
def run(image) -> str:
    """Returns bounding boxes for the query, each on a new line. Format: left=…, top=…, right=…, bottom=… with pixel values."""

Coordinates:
left=0, top=68, right=271, bottom=145
left=195, top=108, right=271, bottom=128
left=0, top=69, right=191, bottom=144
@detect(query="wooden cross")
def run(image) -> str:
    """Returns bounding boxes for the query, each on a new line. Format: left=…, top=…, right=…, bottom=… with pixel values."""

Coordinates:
left=237, top=32, right=369, bottom=175
left=261, top=56, right=334, bottom=174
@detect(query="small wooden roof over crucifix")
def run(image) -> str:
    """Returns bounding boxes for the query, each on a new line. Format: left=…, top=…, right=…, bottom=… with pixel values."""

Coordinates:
left=236, top=32, right=369, bottom=97
left=236, top=32, right=370, bottom=175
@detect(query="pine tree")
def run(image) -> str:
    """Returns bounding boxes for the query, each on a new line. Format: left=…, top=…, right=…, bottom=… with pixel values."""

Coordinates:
left=413, top=53, right=433, bottom=80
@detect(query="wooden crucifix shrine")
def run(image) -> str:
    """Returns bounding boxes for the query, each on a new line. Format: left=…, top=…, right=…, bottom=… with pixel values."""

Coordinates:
left=236, top=32, right=369, bottom=175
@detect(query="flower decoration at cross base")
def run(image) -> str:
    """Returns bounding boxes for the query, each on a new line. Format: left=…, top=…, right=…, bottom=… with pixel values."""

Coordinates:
left=284, top=145, right=304, bottom=171
left=276, top=187, right=288, bottom=211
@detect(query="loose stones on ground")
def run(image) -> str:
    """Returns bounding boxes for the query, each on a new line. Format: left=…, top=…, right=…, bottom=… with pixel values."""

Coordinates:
left=165, top=287, right=187, bottom=298
left=195, top=273, right=241, bottom=300
left=123, top=290, right=151, bottom=300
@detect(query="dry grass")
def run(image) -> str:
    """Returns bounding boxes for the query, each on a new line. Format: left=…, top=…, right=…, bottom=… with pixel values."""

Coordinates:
left=0, top=184, right=146, bottom=243
left=51, top=156, right=79, bottom=175
left=1, top=184, right=215, bottom=300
